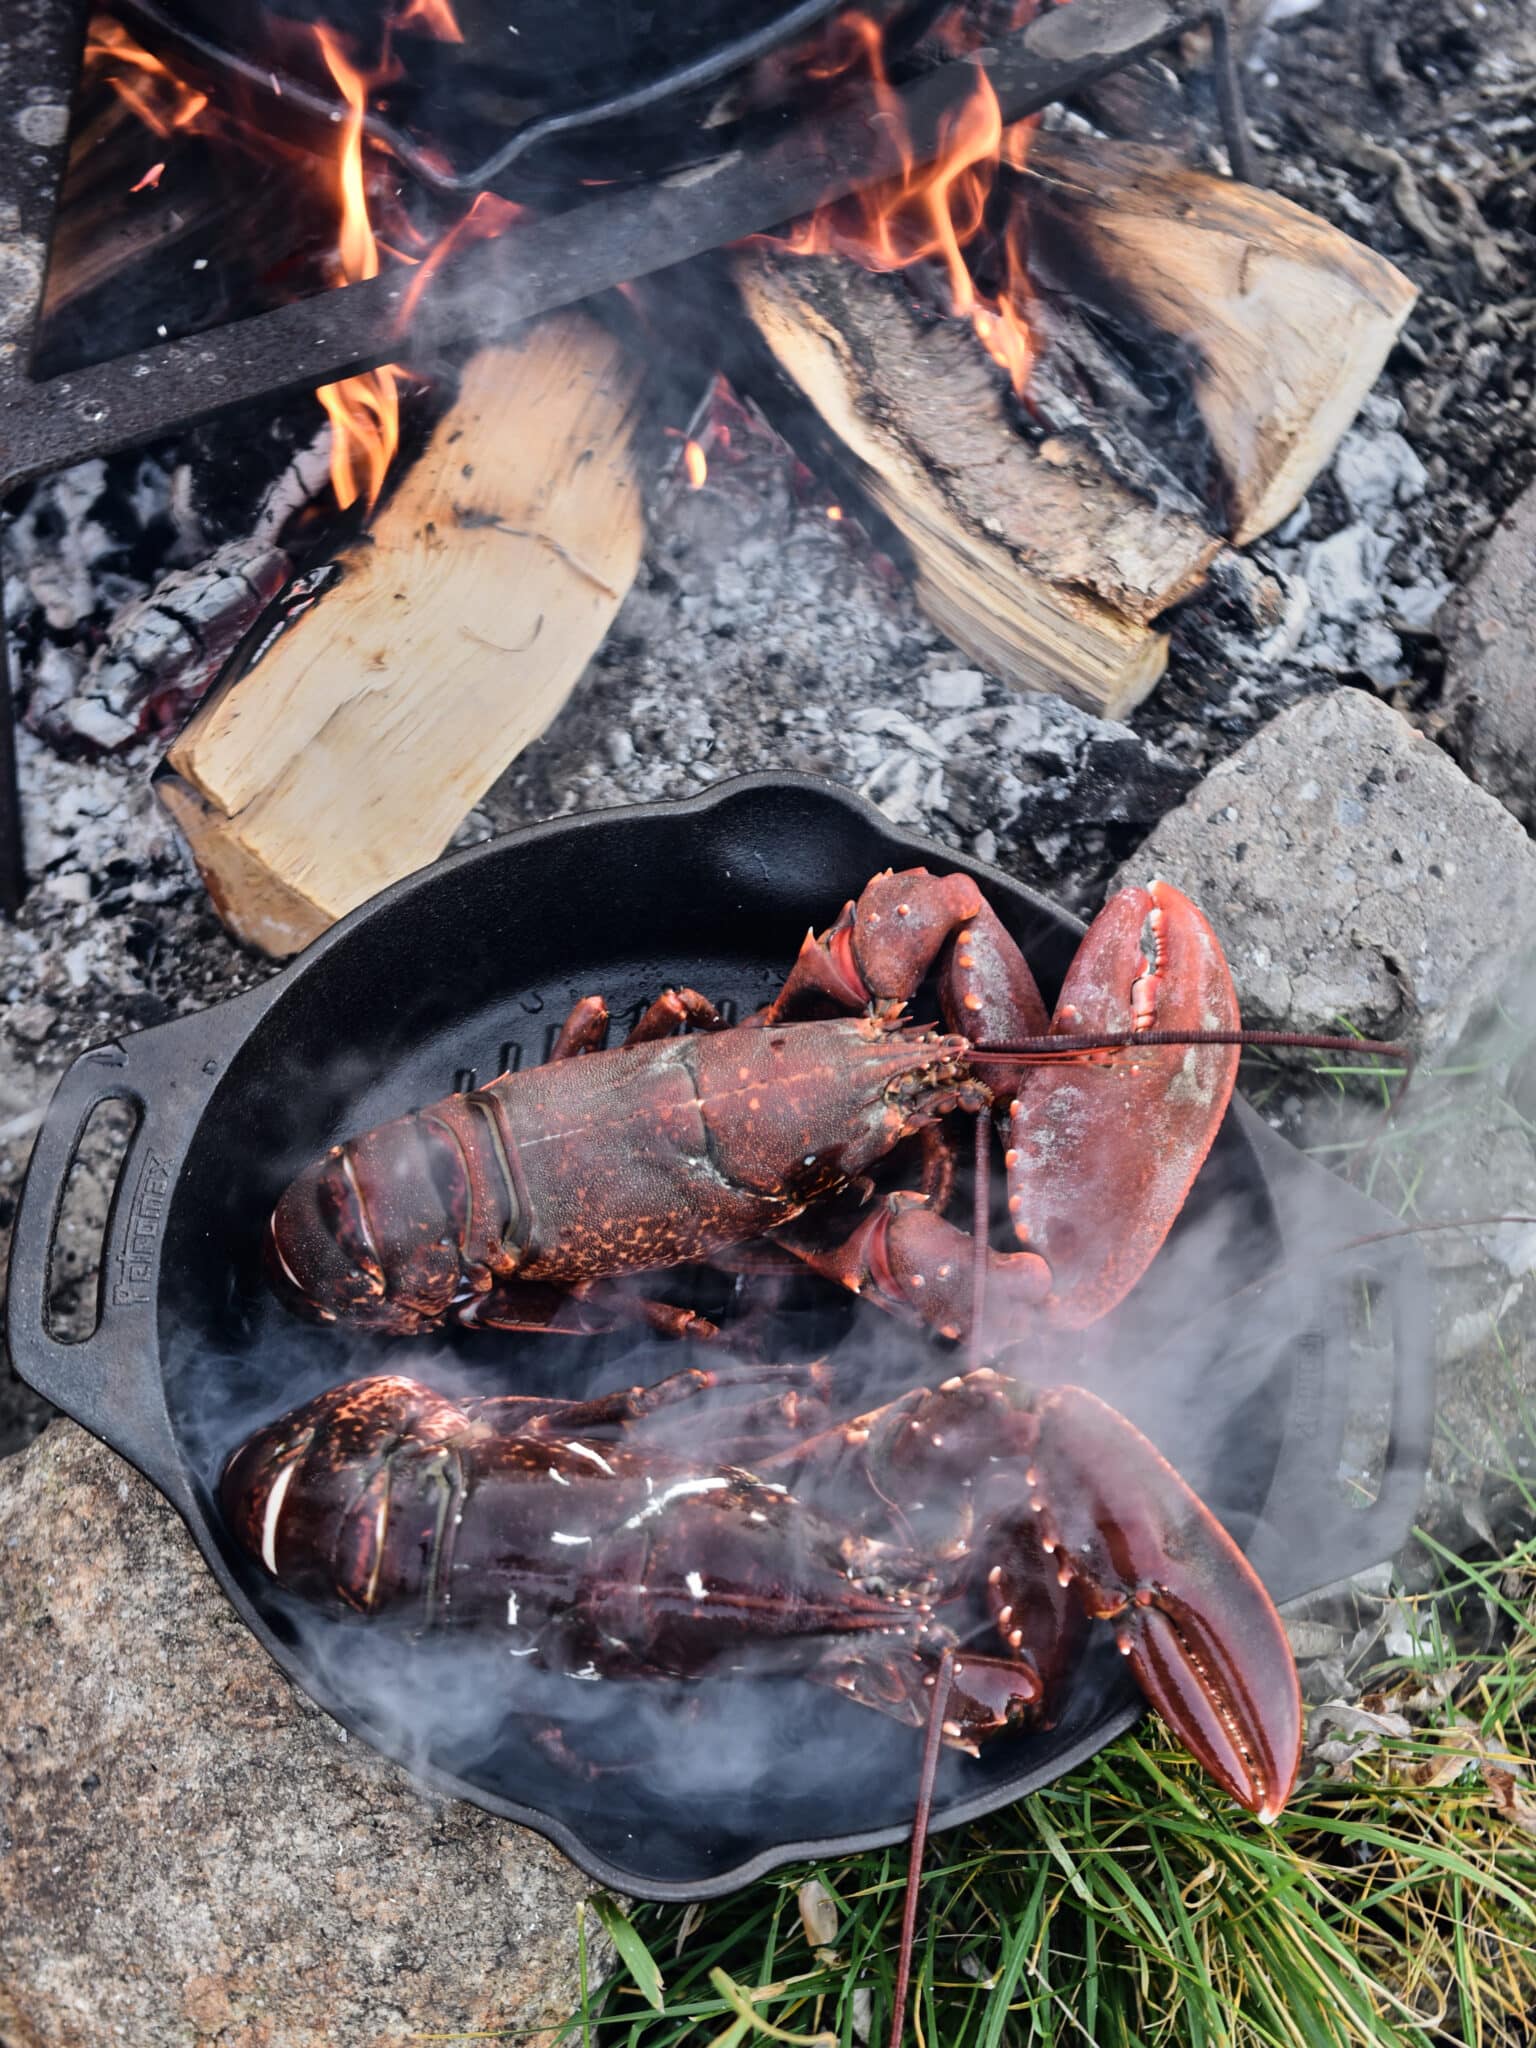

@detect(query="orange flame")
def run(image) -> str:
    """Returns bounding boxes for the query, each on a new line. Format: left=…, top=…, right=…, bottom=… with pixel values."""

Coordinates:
left=397, top=188, right=525, bottom=328
left=768, top=11, right=1035, bottom=394
left=85, top=19, right=209, bottom=138
left=81, top=10, right=529, bottom=522
left=312, top=25, right=402, bottom=514
left=683, top=439, right=708, bottom=489
left=395, top=0, right=464, bottom=39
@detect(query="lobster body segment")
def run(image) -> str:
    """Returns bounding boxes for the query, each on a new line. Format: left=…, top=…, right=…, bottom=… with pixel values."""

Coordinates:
left=269, top=1017, right=988, bottom=1335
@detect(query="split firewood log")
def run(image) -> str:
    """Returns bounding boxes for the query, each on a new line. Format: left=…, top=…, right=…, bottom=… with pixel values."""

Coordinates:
left=734, top=248, right=1222, bottom=720
left=157, top=313, right=647, bottom=957
left=732, top=128, right=1414, bottom=714
left=1016, top=132, right=1418, bottom=546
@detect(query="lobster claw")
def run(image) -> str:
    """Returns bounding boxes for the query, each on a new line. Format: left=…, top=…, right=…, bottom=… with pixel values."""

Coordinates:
left=986, top=880, right=1243, bottom=1330
left=1015, top=1385, right=1302, bottom=1820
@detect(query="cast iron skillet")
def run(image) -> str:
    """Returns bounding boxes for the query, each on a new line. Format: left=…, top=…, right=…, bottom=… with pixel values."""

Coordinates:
left=7, top=775, right=1432, bottom=1899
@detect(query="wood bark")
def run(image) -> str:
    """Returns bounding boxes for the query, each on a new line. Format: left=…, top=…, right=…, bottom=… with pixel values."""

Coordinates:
left=157, top=314, right=646, bottom=957
left=1017, top=133, right=1419, bottom=545
left=735, top=250, right=1223, bottom=719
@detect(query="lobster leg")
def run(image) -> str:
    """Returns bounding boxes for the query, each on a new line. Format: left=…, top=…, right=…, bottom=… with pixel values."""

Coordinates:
left=455, top=1272, right=721, bottom=1341
left=548, top=996, right=611, bottom=1061
left=548, top=986, right=724, bottom=1059
left=812, top=1638, right=1042, bottom=1752
left=469, top=1358, right=832, bottom=1445
left=624, top=987, right=724, bottom=1044
left=771, top=1192, right=1050, bottom=1345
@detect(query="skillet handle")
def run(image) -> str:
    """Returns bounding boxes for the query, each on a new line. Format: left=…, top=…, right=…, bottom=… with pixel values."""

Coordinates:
left=5, top=1001, right=256, bottom=1508
left=1239, top=1120, right=1434, bottom=1605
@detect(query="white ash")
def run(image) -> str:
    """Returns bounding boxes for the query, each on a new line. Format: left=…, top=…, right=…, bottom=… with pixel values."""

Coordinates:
left=1164, top=396, right=1454, bottom=728
left=11, top=431, right=330, bottom=756
left=3, top=454, right=184, bottom=644
left=482, top=455, right=1193, bottom=911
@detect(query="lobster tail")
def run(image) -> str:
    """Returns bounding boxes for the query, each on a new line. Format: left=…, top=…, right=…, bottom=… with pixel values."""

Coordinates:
left=267, top=1098, right=521, bottom=1333
left=220, top=1375, right=471, bottom=1613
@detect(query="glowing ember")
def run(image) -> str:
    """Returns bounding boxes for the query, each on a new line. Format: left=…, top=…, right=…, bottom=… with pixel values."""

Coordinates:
left=683, top=440, right=709, bottom=489
left=128, top=160, right=165, bottom=193
left=766, top=10, right=1039, bottom=394
left=826, top=504, right=844, bottom=521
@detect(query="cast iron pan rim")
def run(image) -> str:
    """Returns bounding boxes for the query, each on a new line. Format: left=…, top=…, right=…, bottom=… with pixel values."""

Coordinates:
left=311, top=1685, right=1150, bottom=1904
left=283, top=769, right=1097, bottom=972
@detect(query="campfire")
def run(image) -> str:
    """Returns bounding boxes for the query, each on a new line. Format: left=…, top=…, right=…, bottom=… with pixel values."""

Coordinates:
left=5, top=1, right=1536, bottom=2045
left=3, top=0, right=1414, bottom=951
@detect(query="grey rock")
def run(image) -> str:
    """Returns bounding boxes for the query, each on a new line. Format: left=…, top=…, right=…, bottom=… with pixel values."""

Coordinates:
left=0, top=1424, right=603, bottom=2048
left=6, top=1003, right=54, bottom=1047
left=1111, top=689, right=1536, bottom=1055
left=1442, top=477, right=1536, bottom=832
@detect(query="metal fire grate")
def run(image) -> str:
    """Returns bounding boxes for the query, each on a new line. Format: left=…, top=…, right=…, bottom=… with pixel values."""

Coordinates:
left=0, top=0, right=1254, bottom=912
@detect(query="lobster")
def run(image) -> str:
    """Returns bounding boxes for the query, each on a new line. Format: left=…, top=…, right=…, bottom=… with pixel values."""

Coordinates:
left=221, top=1360, right=1302, bottom=1823
left=266, top=870, right=1272, bottom=1352
left=241, top=869, right=1404, bottom=2045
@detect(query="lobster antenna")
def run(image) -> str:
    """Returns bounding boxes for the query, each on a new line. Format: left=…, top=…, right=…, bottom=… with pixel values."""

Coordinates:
left=889, top=1645, right=955, bottom=2048
left=975, top=1029, right=1416, bottom=1112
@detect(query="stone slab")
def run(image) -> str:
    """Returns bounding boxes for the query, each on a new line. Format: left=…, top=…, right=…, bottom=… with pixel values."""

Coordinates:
left=0, top=1423, right=603, bottom=2048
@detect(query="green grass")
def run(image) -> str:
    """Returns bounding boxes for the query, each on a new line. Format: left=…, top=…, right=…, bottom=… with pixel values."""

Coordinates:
left=559, top=1538, right=1536, bottom=2048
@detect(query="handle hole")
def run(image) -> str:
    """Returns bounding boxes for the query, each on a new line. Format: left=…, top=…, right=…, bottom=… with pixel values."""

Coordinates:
left=45, top=1098, right=141, bottom=1344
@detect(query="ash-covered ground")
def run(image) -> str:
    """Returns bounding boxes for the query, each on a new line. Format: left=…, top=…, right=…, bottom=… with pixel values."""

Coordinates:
left=3, top=0, right=1534, bottom=1474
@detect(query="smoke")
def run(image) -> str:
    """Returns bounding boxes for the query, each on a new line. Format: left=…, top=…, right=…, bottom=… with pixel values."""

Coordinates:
left=164, top=926, right=1484, bottom=1890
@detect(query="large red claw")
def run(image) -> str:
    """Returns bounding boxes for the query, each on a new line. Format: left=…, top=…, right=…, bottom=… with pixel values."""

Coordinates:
left=1005, top=879, right=1242, bottom=1328
left=1029, top=1386, right=1302, bottom=1821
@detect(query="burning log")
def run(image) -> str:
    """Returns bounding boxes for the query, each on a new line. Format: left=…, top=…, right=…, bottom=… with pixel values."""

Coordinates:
left=735, top=247, right=1223, bottom=720
left=156, top=314, right=645, bottom=957
left=733, top=128, right=1415, bottom=714
left=1016, top=133, right=1418, bottom=546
